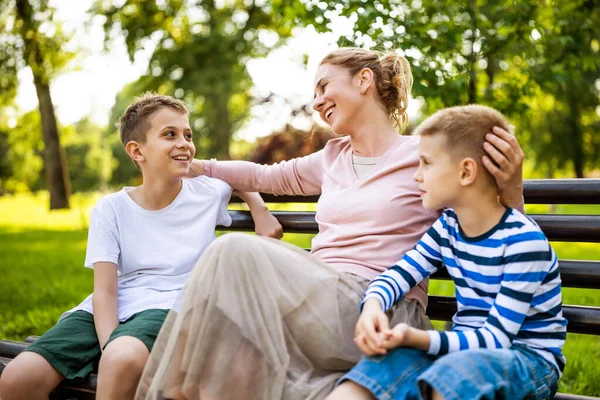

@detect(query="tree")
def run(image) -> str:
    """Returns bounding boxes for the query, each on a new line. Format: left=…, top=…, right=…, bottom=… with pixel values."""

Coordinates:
left=523, top=0, right=600, bottom=177
left=0, top=0, right=74, bottom=208
left=301, top=0, right=599, bottom=177
left=95, top=0, right=310, bottom=159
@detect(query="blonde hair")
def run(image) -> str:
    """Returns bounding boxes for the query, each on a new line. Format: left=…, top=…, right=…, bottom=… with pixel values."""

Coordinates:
left=117, top=92, right=188, bottom=146
left=319, top=47, right=413, bottom=130
left=415, top=105, right=514, bottom=177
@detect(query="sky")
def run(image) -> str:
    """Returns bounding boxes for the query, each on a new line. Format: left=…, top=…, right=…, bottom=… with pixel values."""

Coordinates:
left=13, top=0, right=421, bottom=142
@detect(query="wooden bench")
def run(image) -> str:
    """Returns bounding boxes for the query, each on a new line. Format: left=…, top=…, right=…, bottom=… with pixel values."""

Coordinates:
left=1, top=178, right=599, bottom=399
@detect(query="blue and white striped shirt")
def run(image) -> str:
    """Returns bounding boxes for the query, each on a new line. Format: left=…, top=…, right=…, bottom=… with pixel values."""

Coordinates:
left=363, top=208, right=567, bottom=375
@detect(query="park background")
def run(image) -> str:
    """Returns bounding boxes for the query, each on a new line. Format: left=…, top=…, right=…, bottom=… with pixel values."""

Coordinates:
left=0, top=0, right=599, bottom=396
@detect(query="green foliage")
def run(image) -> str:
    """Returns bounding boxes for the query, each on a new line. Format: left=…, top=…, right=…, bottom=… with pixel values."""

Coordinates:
left=0, top=111, right=45, bottom=193
left=0, top=0, right=75, bottom=103
left=302, top=0, right=600, bottom=177
left=63, top=119, right=117, bottom=193
left=0, top=129, right=14, bottom=192
left=0, top=0, right=77, bottom=208
left=0, top=112, right=118, bottom=194
left=95, top=0, right=304, bottom=159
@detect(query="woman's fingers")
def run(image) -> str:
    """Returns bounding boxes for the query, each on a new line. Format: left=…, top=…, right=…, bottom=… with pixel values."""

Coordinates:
left=492, top=126, right=523, bottom=157
left=484, top=137, right=512, bottom=166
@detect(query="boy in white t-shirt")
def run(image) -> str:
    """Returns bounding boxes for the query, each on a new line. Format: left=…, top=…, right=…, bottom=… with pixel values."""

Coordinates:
left=0, top=93, right=282, bottom=400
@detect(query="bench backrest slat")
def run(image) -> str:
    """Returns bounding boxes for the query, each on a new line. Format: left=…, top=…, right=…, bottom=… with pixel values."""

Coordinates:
left=230, top=179, right=600, bottom=205
left=430, top=260, right=600, bottom=289
left=223, top=211, right=600, bottom=242
left=426, top=296, right=600, bottom=335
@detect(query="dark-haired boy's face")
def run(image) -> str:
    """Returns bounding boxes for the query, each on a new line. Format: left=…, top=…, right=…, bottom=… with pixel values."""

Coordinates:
left=413, top=133, right=462, bottom=211
left=137, top=107, right=195, bottom=179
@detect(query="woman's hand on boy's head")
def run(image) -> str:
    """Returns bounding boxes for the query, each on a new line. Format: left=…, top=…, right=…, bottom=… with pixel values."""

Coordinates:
left=482, top=126, right=524, bottom=208
left=354, top=298, right=390, bottom=355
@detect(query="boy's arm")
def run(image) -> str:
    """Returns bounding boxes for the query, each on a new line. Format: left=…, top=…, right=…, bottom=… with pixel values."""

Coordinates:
left=398, top=239, right=561, bottom=356
left=92, top=262, right=119, bottom=350
left=354, top=218, right=445, bottom=356
left=362, top=218, right=446, bottom=312
left=234, top=190, right=283, bottom=239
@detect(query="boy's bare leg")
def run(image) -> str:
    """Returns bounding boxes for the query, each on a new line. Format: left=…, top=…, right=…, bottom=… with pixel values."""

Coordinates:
left=97, top=336, right=149, bottom=400
left=432, top=389, right=445, bottom=400
left=0, top=351, right=64, bottom=400
left=326, top=381, right=375, bottom=400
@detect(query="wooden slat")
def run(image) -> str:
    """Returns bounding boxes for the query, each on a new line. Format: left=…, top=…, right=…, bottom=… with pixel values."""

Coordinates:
left=431, top=260, right=600, bottom=289
left=299, top=248, right=600, bottom=289
left=0, top=354, right=594, bottom=399
left=532, top=214, right=600, bottom=242
left=229, top=178, right=600, bottom=205
left=0, top=340, right=28, bottom=358
left=222, top=211, right=600, bottom=243
left=426, top=296, right=600, bottom=335
left=524, top=179, right=600, bottom=205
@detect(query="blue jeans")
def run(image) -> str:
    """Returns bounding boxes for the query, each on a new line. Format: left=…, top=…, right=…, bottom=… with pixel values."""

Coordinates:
left=339, top=344, right=559, bottom=400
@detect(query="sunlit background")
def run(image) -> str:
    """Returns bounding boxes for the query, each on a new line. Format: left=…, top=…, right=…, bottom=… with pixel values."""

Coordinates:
left=0, top=1, right=599, bottom=396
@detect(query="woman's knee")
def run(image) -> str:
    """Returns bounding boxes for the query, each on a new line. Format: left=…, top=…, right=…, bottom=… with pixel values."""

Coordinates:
left=201, top=233, right=266, bottom=274
left=99, top=336, right=149, bottom=378
left=0, top=352, right=62, bottom=398
left=210, top=233, right=259, bottom=257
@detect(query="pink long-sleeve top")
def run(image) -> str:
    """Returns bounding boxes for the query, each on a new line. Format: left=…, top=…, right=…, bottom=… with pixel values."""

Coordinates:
left=203, top=135, right=440, bottom=309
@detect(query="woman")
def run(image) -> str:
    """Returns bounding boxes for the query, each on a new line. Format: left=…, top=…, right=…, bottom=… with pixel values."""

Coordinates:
left=136, top=48, right=524, bottom=400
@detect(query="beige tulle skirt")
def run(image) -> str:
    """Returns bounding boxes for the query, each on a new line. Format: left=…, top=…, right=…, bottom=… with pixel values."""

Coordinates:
left=136, top=233, right=431, bottom=400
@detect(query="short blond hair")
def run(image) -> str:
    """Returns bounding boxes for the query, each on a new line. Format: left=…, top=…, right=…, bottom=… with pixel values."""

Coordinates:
left=415, top=105, right=514, bottom=165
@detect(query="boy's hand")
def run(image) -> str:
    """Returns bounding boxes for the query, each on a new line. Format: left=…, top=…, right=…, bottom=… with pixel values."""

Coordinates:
left=381, top=323, right=431, bottom=352
left=354, top=298, right=390, bottom=356
left=236, top=191, right=284, bottom=239
left=253, top=208, right=284, bottom=239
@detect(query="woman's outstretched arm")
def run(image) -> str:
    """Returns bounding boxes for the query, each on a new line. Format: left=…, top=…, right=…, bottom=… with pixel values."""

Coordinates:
left=188, top=152, right=324, bottom=196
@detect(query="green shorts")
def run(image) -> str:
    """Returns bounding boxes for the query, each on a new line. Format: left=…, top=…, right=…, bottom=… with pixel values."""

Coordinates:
left=24, top=309, right=169, bottom=380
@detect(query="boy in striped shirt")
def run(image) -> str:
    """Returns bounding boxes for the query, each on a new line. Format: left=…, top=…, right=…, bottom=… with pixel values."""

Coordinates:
left=330, top=105, right=566, bottom=400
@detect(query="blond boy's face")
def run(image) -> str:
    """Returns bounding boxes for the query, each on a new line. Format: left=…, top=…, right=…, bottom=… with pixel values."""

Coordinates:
left=137, top=107, right=195, bottom=178
left=413, top=133, right=462, bottom=211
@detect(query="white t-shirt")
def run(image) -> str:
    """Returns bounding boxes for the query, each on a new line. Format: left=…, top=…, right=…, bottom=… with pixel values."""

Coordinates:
left=62, top=176, right=232, bottom=321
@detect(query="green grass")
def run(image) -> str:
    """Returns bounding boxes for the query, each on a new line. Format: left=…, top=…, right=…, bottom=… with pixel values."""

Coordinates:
left=0, top=193, right=599, bottom=395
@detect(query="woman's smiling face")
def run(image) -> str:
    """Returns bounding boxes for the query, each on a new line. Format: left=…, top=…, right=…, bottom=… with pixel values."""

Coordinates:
left=312, top=63, right=364, bottom=135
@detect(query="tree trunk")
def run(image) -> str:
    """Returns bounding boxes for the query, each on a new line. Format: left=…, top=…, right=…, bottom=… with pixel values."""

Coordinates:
left=484, top=58, right=495, bottom=101
left=468, top=0, right=477, bottom=104
left=566, top=81, right=585, bottom=178
left=209, top=92, right=232, bottom=159
left=15, top=0, right=71, bottom=208
left=34, top=80, right=71, bottom=208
